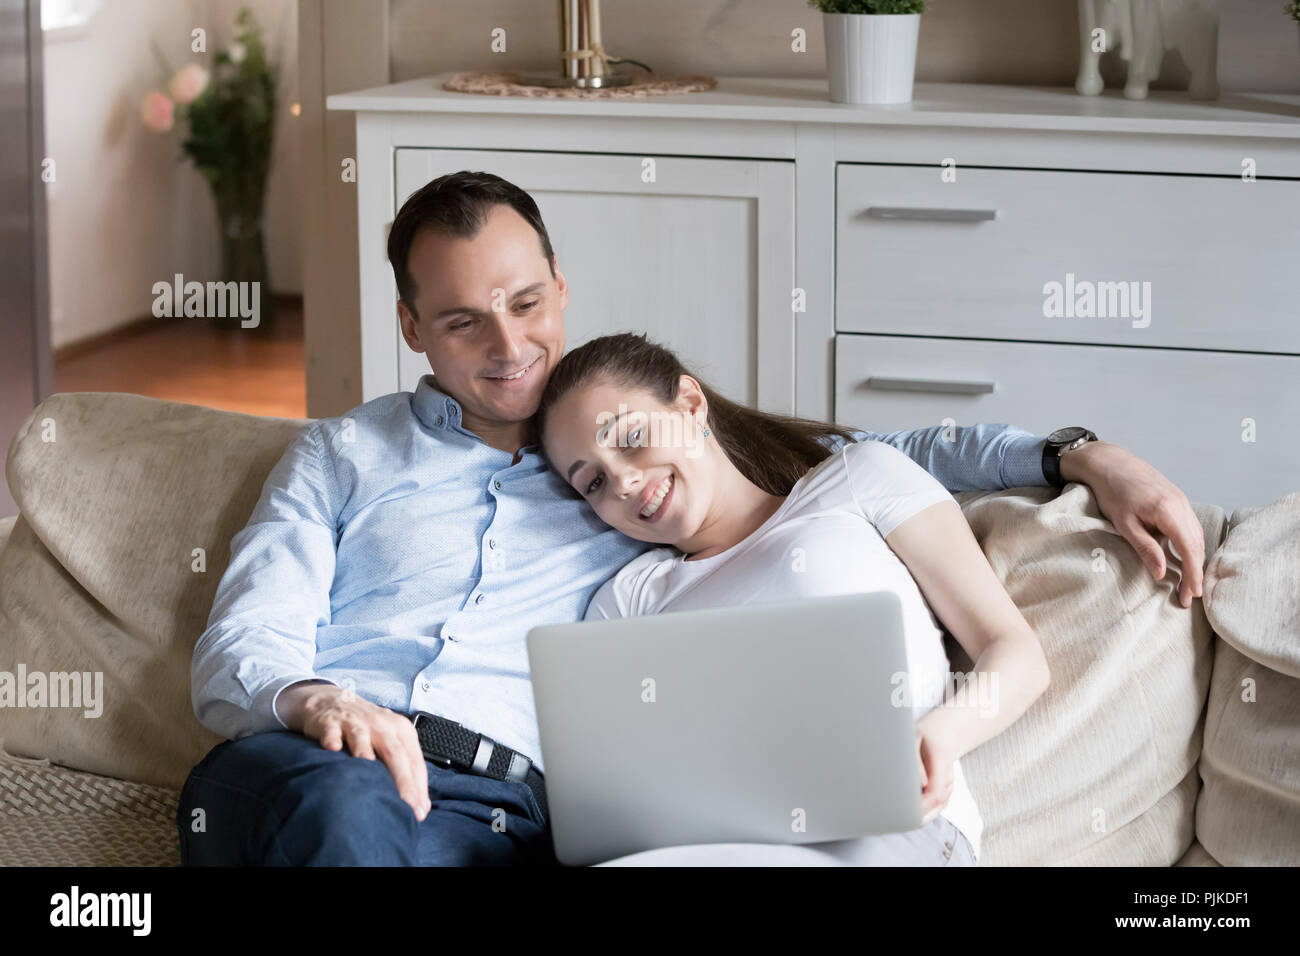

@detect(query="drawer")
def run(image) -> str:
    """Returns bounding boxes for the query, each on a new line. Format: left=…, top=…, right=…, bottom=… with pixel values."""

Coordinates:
left=835, top=164, right=1300, bottom=355
left=835, top=334, right=1299, bottom=511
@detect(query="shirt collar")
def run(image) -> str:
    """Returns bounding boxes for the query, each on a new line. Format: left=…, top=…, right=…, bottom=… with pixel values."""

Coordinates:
left=411, top=374, right=541, bottom=457
left=412, top=374, right=463, bottom=432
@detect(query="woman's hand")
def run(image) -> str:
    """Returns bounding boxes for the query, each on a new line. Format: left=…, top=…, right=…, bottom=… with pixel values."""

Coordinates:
left=916, top=718, right=957, bottom=825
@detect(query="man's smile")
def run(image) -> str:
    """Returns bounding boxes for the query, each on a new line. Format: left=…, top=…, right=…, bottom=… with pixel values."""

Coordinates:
left=483, top=355, right=542, bottom=386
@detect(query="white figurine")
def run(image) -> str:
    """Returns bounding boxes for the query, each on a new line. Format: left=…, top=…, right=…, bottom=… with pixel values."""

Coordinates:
left=1076, top=0, right=1220, bottom=100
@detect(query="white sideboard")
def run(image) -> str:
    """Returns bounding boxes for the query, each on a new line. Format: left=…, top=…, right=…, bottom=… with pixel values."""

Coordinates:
left=328, top=76, right=1300, bottom=510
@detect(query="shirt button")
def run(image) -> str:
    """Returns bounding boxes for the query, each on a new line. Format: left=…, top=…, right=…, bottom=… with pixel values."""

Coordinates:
left=435, top=415, right=444, bottom=426
left=494, top=480, right=502, bottom=490
left=475, top=593, right=485, bottom=605
left=488, top=539, right=496, bottom=549
left=420, top=679, right=430, bottom=691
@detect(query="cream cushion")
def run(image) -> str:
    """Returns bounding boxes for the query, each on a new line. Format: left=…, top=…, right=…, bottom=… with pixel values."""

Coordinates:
left=1195, top=640, right=1300, bottom=865
left=1197, top=495, right=1300, bottom=865
left=1203, top=494, right=1300, bottom=678
left=1, top=392, right=306, bottom=789
left=948, top=484, right=1224, bottom=866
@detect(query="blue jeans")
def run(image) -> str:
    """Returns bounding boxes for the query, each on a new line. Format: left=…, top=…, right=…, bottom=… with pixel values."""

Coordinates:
left=808, top=814, right=977, bottom=866
left=177, top=730, right=557, bottom=866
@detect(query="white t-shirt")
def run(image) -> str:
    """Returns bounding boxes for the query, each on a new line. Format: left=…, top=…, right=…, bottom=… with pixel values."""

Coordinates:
left=585, top=439, right=983, bottom=859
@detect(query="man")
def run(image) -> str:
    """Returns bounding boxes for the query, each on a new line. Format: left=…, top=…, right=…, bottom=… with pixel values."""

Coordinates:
left=178, top=171, right=1205, bottom=866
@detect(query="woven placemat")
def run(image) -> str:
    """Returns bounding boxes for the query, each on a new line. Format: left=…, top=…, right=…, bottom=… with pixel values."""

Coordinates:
left=444, top=71, right=716, bottom=99
left=0, top=745, right=180, bottom=866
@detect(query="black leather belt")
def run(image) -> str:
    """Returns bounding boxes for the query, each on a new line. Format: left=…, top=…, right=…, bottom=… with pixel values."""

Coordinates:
left=409, top=711, right=548, bottom=824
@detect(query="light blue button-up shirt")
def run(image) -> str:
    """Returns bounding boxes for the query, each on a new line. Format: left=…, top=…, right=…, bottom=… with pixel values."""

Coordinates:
left=191, top=374, right=1047, bottom=768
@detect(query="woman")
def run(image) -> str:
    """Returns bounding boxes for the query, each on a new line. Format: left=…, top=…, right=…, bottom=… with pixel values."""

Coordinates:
left=535, top=333, right=1051, bottom=866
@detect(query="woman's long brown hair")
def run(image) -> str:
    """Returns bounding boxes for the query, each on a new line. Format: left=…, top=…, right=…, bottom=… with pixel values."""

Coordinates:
left=536, top=333, right=858, bottom=497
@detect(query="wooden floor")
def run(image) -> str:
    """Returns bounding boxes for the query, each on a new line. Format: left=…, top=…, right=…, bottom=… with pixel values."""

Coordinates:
left=53, top=298, right=307, bottom=419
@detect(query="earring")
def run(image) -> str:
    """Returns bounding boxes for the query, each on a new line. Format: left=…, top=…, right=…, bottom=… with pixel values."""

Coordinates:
left=701, top=426, right=711, bottom=437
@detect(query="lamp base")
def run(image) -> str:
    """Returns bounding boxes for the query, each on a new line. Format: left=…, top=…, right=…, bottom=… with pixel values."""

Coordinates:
left=513, top=69, right=640, bottom=89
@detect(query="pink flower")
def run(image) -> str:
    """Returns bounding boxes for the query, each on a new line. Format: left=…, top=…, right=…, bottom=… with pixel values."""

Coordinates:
left=168, top=64, right=209, bottom=105
left=140, top=91, right=174, bottom=132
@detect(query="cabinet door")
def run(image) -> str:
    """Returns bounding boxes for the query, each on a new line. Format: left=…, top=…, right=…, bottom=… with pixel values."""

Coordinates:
left=387, top=149, right=795, bottom=413
left=835, top=333, right=1299, bottom=511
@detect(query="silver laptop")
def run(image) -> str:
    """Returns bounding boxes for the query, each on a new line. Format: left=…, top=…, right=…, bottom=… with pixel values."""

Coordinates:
left=526, top=591, right=923, bottom=865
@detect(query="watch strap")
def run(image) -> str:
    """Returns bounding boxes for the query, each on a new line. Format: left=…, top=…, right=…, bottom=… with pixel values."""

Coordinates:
left=1042, top=440, right=1064, bottom=488
left=1043, top=428, right=1098, bottom=489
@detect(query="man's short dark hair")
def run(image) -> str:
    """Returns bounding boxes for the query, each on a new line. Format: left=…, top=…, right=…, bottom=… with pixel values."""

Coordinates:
left=386, top=170, right=557, bottom=321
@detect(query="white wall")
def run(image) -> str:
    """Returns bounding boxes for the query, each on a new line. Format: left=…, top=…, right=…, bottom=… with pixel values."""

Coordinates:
left=43, top=0, right=301, bottom=349
left=388, top=0, right=1300, bottom=93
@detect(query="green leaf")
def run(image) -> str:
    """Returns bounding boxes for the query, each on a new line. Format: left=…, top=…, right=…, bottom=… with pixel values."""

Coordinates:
left=169, top=5, right=277, bottom=200
left=807, top=0, right=925, bottom=14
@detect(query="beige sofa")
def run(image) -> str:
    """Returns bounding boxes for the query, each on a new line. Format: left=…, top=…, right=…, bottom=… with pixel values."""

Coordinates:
left=1, top=392, right=1297, bottom=866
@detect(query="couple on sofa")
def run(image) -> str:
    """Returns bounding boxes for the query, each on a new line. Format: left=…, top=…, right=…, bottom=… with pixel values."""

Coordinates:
left=180, top=171, right=1207, bottom=867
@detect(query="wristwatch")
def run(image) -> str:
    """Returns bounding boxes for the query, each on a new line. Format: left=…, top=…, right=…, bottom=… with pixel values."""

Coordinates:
left=1042, top=426, right=1099, bottom=489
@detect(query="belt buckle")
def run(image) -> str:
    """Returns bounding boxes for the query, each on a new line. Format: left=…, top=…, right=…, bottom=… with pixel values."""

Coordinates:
left=411, top=710, right=532, bottom=784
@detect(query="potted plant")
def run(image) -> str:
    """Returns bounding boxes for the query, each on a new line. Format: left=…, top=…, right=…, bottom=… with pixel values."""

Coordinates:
left=141, top=7, right=281, bottom=329
left=809, top=0, right=925, bottom=105
left=1288, top=1, right=1300, bottom=54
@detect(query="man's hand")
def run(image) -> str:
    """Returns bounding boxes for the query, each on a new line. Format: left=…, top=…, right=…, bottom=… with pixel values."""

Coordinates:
left=277, top=682, right=431, bottom=821
left=1059, top=440, right=1205, bottom=608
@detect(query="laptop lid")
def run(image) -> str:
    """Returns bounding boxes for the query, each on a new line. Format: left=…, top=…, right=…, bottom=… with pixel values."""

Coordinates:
left=527, top=591, right=923, bottom=865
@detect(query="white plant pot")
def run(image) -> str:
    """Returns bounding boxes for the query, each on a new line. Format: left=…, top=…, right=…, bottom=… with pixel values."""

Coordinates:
left=823, top=12, right=920, bottom=105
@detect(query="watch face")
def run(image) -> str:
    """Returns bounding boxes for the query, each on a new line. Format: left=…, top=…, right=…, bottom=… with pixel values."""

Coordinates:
left=1048, top=426, right=1090, bottom=445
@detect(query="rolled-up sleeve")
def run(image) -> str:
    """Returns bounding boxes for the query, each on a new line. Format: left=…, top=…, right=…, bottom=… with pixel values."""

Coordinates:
left=826, top=423, right=1047, bottom=493
left=191, top=422, right=340, bottom=739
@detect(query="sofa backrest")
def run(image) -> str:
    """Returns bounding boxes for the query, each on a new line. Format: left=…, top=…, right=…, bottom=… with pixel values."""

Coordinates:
left=1, top=392, right=307, bottom=787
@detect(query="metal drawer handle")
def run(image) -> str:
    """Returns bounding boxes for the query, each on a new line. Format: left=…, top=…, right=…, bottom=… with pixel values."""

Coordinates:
left=867, top=207, right=998, bottom=222
left=866, top=376, right=995, bottom=395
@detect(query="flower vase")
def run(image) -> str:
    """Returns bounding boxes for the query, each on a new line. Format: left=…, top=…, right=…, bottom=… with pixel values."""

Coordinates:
left=214, top=198, right=274, bottom=331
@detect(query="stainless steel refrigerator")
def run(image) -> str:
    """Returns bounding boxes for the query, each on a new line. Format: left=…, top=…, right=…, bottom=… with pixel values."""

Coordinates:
left=0, top=0, right=51, bottom=516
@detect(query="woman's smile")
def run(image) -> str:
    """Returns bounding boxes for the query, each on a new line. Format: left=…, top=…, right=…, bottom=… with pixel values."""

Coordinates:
left=637, top=472, right=675, bottom=523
